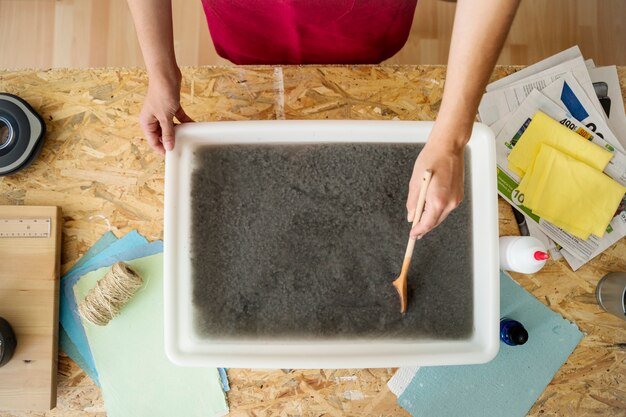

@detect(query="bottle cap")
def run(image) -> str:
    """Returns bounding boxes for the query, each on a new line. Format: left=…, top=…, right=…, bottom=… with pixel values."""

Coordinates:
left=509, top=324, right=528, bottom=345
left=534, top=251, right=549, bottom=261
left=0, top=317, right=17, bottom=367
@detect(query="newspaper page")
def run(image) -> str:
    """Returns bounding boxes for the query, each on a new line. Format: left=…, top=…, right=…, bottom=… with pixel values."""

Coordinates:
left=489, top=115, right=510, bottom=137
left=487, top=46, right=582, bottom=91
left=588, top=65, right=626, bottom=150
left=479, top=56, right=603, bottom=126
left=542, top=73, right=625, bottom=152
left=494, top=90, right=626, bottom=269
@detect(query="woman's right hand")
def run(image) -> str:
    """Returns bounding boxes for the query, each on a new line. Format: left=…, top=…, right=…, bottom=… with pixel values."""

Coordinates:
left=139, top=68, right=194, bottom=155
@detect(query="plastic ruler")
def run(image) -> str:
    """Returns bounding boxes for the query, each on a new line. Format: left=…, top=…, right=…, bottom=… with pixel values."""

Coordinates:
left=0, top=218, right=51, bottom=238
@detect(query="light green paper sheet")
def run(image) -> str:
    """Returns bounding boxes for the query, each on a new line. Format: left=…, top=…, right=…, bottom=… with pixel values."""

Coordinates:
left=73, top=253, right=228, bottom=417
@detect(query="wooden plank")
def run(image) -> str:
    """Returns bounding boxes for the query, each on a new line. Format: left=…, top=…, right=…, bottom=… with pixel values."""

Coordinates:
left=2, top=0, right=626, bottom=69
left=0, top=0, right=55, bottom=70
left=0, top=206, right=62, bottom=411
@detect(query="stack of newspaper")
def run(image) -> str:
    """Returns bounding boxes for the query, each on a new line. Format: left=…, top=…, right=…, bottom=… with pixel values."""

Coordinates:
left=478, top=46, right=626, bottom=271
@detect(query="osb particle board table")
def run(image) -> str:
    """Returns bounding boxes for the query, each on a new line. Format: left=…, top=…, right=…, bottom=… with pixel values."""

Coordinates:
left=0, top=65, right=625, bottom=417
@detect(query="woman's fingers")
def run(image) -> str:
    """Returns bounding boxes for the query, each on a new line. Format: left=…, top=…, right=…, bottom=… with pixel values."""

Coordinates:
left=410, top=193, right=444, bottom=239
left=410, top=191, right=463, bottom=238
left=140, top=112, right=166, bottom=155
left=405, top=180, right=420, bottom=222
left=433, top=198, right=463, bottom=229
left=158, top=116, right=176, bottom=152
left=140, top=106, right=194, bottom=155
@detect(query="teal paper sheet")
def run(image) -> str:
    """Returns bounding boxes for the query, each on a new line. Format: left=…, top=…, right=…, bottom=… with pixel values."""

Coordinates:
left=397, top=271, right=583, bottom=417
left=74, top=254, right=228, bottom=417
left=60, top=231, right=148, bottom=382
left=59, top=231, right=118, bottom=383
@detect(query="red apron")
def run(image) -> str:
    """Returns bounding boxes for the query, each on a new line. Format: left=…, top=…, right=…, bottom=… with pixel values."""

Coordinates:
left=201, top=0, right=418, bottom=65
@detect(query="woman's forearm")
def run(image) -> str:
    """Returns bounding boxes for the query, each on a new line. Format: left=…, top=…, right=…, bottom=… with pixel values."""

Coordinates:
left=127, top=0, right=179, bottom=83
left=406, top=1, right=519, bottom=237
left=433, top=0, right=520, bottom=149
left=128, top=0, right=192, bottom=154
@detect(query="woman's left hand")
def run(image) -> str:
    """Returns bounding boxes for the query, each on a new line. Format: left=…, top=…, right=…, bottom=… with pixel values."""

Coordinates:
left=405, top=131, right=466, bottom=239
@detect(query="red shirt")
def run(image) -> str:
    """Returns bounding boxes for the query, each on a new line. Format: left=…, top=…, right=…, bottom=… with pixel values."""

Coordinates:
left=201, top=0, right=418, bottom=65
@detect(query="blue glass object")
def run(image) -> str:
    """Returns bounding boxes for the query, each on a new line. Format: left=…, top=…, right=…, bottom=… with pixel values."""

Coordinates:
left=500, top=318, right=529, bottom=346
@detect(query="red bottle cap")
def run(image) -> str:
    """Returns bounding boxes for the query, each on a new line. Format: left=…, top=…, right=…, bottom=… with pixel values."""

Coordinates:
left=534, top=251, right=549, bottom=261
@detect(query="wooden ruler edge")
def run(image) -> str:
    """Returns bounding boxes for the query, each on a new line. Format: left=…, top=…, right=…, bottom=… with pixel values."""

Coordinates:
left=50, top=206, right=62, bottom=409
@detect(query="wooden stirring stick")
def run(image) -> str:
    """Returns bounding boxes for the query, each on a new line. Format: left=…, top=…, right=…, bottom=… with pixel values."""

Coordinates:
left=392, top=169, right=433, bottom=313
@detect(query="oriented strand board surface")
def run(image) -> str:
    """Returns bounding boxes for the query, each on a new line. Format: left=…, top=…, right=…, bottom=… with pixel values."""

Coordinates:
left=0, top=66, right=624, bottom=416
left=0, top=206, right=61, bottom=411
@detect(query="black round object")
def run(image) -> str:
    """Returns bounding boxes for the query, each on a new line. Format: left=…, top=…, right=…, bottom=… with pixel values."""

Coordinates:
left=0, top=93, right=46, bottom=176
left=509, top=324, right=528, bottom=345
left=0, top=317, right=17, bottom=367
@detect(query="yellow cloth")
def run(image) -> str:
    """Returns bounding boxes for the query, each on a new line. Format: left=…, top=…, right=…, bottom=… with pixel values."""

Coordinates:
left=517, top=153, right=590, bottom=238
left=517, top=144, right=626, bottom=239
left=507, top=111, right=613, bottom=177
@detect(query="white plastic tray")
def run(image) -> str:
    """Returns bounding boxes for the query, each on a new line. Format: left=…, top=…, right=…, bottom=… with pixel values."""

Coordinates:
left=164, top=120, right=499, bottom=368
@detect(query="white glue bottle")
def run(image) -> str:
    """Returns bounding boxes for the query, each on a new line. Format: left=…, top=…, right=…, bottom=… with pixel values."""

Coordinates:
left=499, top=236, right=549, bottom=274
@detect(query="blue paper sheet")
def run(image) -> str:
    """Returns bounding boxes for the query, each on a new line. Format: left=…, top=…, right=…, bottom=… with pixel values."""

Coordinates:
left=59, top=232, right=118, bottom=382
left=61, top=230, right=230, bottom=393
left=70, top=231, right=118, bottom=272
left=62, top=240, right=164, bottom=382
left=397, top=271, right=583, bottom=417
left=60, top=231, right=156, bottom=382
left=218, top=368, right=230, bottom=392
left=60, top=329, right=94, bottom=380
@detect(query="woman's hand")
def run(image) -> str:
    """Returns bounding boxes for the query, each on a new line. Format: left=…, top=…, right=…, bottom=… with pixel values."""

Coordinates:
left=139, top=68, right=194, bottom=155
left=406, top=131, right=466, bottom=239
left=126, top=0, right=191, bottom=154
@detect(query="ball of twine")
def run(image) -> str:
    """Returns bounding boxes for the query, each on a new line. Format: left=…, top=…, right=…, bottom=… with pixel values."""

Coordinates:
left=78, top=262, right=144, bottom=326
